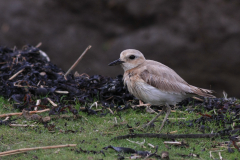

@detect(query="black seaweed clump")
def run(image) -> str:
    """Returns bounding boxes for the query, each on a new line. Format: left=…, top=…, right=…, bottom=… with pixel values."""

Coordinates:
left=0, top=45, right=135, bottom=113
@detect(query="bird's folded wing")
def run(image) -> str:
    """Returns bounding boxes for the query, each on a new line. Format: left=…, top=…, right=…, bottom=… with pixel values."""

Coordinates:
left=138, top=62, right=214, bottom=97
left=139, top=65, right=191, bottom=95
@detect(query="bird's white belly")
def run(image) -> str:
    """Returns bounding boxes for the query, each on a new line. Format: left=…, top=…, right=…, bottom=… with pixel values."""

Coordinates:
left=127, top=81, right=189, bottom=106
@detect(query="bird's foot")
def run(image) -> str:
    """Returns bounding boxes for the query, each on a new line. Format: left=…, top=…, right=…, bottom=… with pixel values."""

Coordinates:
left=142, top=110, right=163, bottom=128
left=142, top=122, right=153, bottom=128
left=146, top=107, right=157, bottom=114
left=133, top=100, right=151, bottom=108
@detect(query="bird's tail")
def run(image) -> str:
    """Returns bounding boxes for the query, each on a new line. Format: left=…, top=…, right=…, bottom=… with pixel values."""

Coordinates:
left=190, top=85, right=216, bottom=98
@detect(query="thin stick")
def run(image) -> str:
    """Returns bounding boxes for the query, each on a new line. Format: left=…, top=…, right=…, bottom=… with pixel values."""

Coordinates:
left=9, top=124, right=36, bottom=127
left=0, top=151, right=25, bottom=157
left=107, top=108, right=114, bottom=114
left=209, top=150, right=225, bottom=160
left=164, top=141, right=181, bottom=145
left=9, top=69, right=24, bottom=80
left=0, top=144, right=77, bottom=157
left=114, top=117, right=118, bottom=124
left=64, top=45, right=92, bottom=78
left=35, top=99, right=41, bottom=110
left=89, top=101, right=98, bottom=109
left=169, top=130, right=178, bottom=134
left=47, top=98, right=57, bottom=106
left=127, top=139, right=145, bottom=147
left=36, top=99, right=41, bottom=106
left=2, top=116, right=9, bottom=122
left=219, top=152, right=223, bottom=160
left=35, top=42, right=42, bottom=48
left=55, top=90, right=69, bottom=94
left=168, top=118, right=187, bottom=120
left=0, top=109, right=50, bottom=118
left=148, top=143, right=155, bottom=148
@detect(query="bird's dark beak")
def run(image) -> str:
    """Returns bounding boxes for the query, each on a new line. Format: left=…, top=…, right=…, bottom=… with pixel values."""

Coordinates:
left=108, top=59, right=125, bottom=66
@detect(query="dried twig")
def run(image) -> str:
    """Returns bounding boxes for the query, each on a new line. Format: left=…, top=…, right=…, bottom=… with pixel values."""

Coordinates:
left=169, top=130, right=178, bottom=134
left=2, top=116, right=9, bottom=122
left=168, top=118, right=187, bottom=120
left=219, top=152, right=223, bottom=160
left=9, top=124, right=36, bottom=127
left=64, top=45, right=91, bottom=78
left=55, top=90, right=69, bottom=94
left=0, top=109, right=50, bottom=118
left=34, top=99, right=41, bottom=110
left=107, top=108, right=114, bottom=114
left=47, top=98, right=57, bottom=106
left=209, top=150, right=225, bottom=160
left=13, top=80, right=37, bottom=88
left=8, top=69, right=24, bottom=80
left=223, top=91, right=228, bottom=100
left=89, top=101, right=98, bottom=109
left=35, top=42, right=42, bottom=48
left=164, top=141, right=182, bottom=145
left=0, top=144, right=77, bottom=157
left=127, top=139, right=146, bottom=148
left=148, top=143, right=155, bottom=148
left=114, top=117, right=117, bottom=124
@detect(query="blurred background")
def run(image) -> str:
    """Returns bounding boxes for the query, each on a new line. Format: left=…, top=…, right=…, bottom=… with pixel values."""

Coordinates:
left=1, top=0, right=240, bottom=97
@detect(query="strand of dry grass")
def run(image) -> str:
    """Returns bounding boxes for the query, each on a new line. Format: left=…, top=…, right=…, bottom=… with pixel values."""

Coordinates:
left=0, top=109, right=50, bottom=118
left=0, top=144, right=77, bottom=157
left=64, top=45, right=91, bottom=78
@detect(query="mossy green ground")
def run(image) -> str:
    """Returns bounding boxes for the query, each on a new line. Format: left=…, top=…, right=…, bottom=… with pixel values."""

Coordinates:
left=0, top=97, right=239, bottom=160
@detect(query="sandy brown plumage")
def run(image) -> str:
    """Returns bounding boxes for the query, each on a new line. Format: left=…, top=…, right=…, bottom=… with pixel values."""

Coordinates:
left=109, top=49, right=215, bottom=131
left=133, top=60, right=214, bottom=97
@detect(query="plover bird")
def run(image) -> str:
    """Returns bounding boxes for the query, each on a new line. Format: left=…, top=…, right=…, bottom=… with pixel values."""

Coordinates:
left=109, top=49, right=215, bottom=131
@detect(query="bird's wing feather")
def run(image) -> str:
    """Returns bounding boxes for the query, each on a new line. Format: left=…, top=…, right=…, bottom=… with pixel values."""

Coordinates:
left=138, top=60, right=191, bottom=95
left=138, top=60, right=215, bottom=97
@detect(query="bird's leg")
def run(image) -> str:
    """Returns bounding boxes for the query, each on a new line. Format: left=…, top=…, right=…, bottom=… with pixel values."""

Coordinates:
left=142, top=108, right=164, bottom=128
left=135, top=100, right=156, bottom=114
left=173, top=104, right=178, bottom=110
left=159, top=103, right=171, bottom=132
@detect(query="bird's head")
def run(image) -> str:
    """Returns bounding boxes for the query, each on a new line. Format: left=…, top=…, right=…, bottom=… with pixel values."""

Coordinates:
left=108, top=49, right=146, bottom=71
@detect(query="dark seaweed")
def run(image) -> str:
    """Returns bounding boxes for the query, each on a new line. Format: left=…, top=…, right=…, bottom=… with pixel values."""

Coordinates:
left=0, top=45, right=134, bottom=115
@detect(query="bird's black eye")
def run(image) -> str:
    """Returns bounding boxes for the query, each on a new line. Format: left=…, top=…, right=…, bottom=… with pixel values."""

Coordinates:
left=129, top=55, right=135, bottom=60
